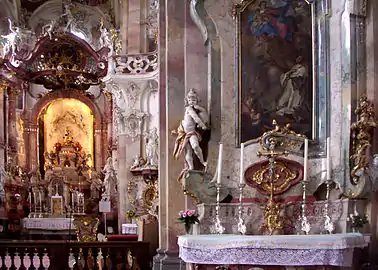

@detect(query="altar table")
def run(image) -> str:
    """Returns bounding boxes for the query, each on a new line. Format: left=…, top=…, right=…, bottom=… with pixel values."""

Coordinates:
left=23, top=218, right=74, bottom=231
left=178, top=233, right=370, bottom=267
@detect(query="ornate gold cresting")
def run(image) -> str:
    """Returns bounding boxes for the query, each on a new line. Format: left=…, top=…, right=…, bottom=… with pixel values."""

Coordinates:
left=252, top=160, right=297, bottom=193
left=256, top=120, right=305, bottom=235
left=260, top=182, right=283, bottom=235
left=256, top=137, right=286, bottom=235
left=350, top=97, right=377, bottom=185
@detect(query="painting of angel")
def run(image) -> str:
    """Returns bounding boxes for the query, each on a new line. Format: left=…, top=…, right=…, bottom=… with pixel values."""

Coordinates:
left=237, top=0, right=313, bottom=143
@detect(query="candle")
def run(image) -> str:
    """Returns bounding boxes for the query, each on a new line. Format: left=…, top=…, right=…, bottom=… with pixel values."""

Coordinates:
left=240, top=143, right=245, bottom=184
left=326, top=137, right=331, bottom=180
left=303, top=139, right=308, bottom=181
left=217, top=144, right=223, bottom=184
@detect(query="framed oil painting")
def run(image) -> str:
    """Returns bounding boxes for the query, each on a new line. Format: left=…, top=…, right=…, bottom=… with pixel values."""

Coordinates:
left=236, top=0, right=324, bottom=146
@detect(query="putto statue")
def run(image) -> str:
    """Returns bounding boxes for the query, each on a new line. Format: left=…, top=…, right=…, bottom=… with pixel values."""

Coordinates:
left=173, top=88, right=209, bottom=170
left=145, top=127, right=159, bottom=168
left=42, top=19, right=57, bottom=40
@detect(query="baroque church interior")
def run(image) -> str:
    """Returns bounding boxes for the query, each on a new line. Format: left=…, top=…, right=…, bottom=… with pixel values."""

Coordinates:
left=0, top=0, right=377, bottom=269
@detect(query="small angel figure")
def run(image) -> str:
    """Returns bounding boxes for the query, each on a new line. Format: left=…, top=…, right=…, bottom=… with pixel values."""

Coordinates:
left=1, top=18, right=20, bottom=57
left=42, top=19, right=57, bottom=40
left=61, top=4, right=75, bottom=32
left=99, top=18, right=112, bottom=48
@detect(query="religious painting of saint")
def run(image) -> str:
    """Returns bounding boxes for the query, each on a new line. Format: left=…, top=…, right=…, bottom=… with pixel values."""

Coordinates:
left=236, top=0, right=313, bottom=144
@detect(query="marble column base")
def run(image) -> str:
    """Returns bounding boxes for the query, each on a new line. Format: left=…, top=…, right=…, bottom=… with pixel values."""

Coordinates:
left=153, top=249, right=186, bottom=270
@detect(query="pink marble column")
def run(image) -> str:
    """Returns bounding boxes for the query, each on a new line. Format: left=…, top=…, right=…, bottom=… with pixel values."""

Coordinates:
left=7, top=87, right=17, bottom=157
left=0, top=91, right=4, bottom=167
left=22, top=116, right=31, bottom=171
left=94, top=124, right=103, bottom=171
left=29, top=123, right=38, bottom=170
left=155, top=0, right=187, bottom=267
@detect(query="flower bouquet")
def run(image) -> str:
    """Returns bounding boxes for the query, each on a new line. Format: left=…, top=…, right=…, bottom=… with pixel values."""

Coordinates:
left=178, top=210, right=200, bottom=234
left=349, top=214, right=368, bottom=232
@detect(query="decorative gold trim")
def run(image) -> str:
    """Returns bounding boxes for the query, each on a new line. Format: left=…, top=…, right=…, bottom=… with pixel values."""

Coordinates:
left=260, top=182, right=283, bottom=235
left=350, top=97, right=377, bottom=185
left=252, top=160, right=297, bottom=193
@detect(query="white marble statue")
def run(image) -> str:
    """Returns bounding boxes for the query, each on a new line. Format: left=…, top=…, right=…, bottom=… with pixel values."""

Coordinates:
left=61, top=4, right=75, bottom=32
left=173, top=88, right=209, bottom=170
left=1, top=18, right=20, bottom=57
left=42, top=19, right=57, bottom=40
left=145, top=127, right=159, bottom=168
left=102, top=157, right=117, bottom=198
left=99, top=18, right=112, bottom=49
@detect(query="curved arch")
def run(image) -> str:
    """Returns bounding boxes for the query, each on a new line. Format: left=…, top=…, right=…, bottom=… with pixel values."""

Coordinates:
left=30, top=90, right=103, bottom=126
left=26, top=90, right=108, bottom=171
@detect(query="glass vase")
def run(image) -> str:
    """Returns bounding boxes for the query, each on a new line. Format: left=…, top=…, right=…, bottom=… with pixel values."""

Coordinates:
left=185, top=223, right=193, bottom=234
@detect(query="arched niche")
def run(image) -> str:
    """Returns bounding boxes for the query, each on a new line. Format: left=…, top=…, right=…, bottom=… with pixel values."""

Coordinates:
left=25, top=90, right=108, bottom=172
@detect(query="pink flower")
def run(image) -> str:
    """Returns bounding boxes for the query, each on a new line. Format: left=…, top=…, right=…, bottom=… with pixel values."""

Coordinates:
left=187, top=210, right=196, bottom=217
left=179, top=210, right=184, bottom=217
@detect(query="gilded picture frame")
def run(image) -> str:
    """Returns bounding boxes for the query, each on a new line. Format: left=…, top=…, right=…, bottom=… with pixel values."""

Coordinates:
left=235, top=0, right=330, bottom=156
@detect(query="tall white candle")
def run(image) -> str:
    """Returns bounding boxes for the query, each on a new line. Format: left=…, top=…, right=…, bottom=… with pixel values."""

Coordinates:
left=303, top=139, right=308, bottom=181
left=240, top=143, right=245, bottom=184
left=217, top=144, right=223, bottom=184
left=326, top=137, right=331, bottom=180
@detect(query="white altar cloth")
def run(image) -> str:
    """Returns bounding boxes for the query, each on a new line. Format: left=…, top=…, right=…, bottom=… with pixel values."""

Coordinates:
left=23, top=218, right=74, bottom=231
left=178, top=233, right=370, bottom=267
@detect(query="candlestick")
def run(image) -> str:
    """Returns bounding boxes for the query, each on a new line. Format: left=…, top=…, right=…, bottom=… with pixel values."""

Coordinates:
left=299, top=181, right=311, bottom=235
left=211, top=183, right=225, bottom=234
left=237, top=183, right=246, bottom=234
left=240, top=143, right=245, bottom=184
left=303, top=139, right=308, bottom=181
left=322, top=179, right=334, bottom=234
left=326, top=137, right=331, bottom=180
left=217, top=144, right=223, bottom=184
left=38, top=190, right=42, bottom=217
left=72, top=191, right=75, bottom=212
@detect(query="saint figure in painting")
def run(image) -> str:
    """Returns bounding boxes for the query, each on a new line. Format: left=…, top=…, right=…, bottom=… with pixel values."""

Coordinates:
left=276, top=55, right=307, bottom=117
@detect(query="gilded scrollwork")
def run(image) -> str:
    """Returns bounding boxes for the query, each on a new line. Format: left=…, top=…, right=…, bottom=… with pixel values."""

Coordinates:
left=350, top=97, right=377, bottom=185
left=260, top=120, right=306, bottom=155
left=127, top=175, right=158, bottom=219
left=252, top=160, right=297, bottom=194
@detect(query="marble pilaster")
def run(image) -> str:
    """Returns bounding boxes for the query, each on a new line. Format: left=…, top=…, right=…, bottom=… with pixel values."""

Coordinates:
left=127, top=0, right=143, bottom=53
left=365, top=0, right=378, bottom=264
left=154, top=0, right=187, bottom=268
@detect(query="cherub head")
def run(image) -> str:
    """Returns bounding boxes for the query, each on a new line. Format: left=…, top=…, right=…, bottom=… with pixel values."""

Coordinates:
left=185, top=88, right=199, bottom=106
